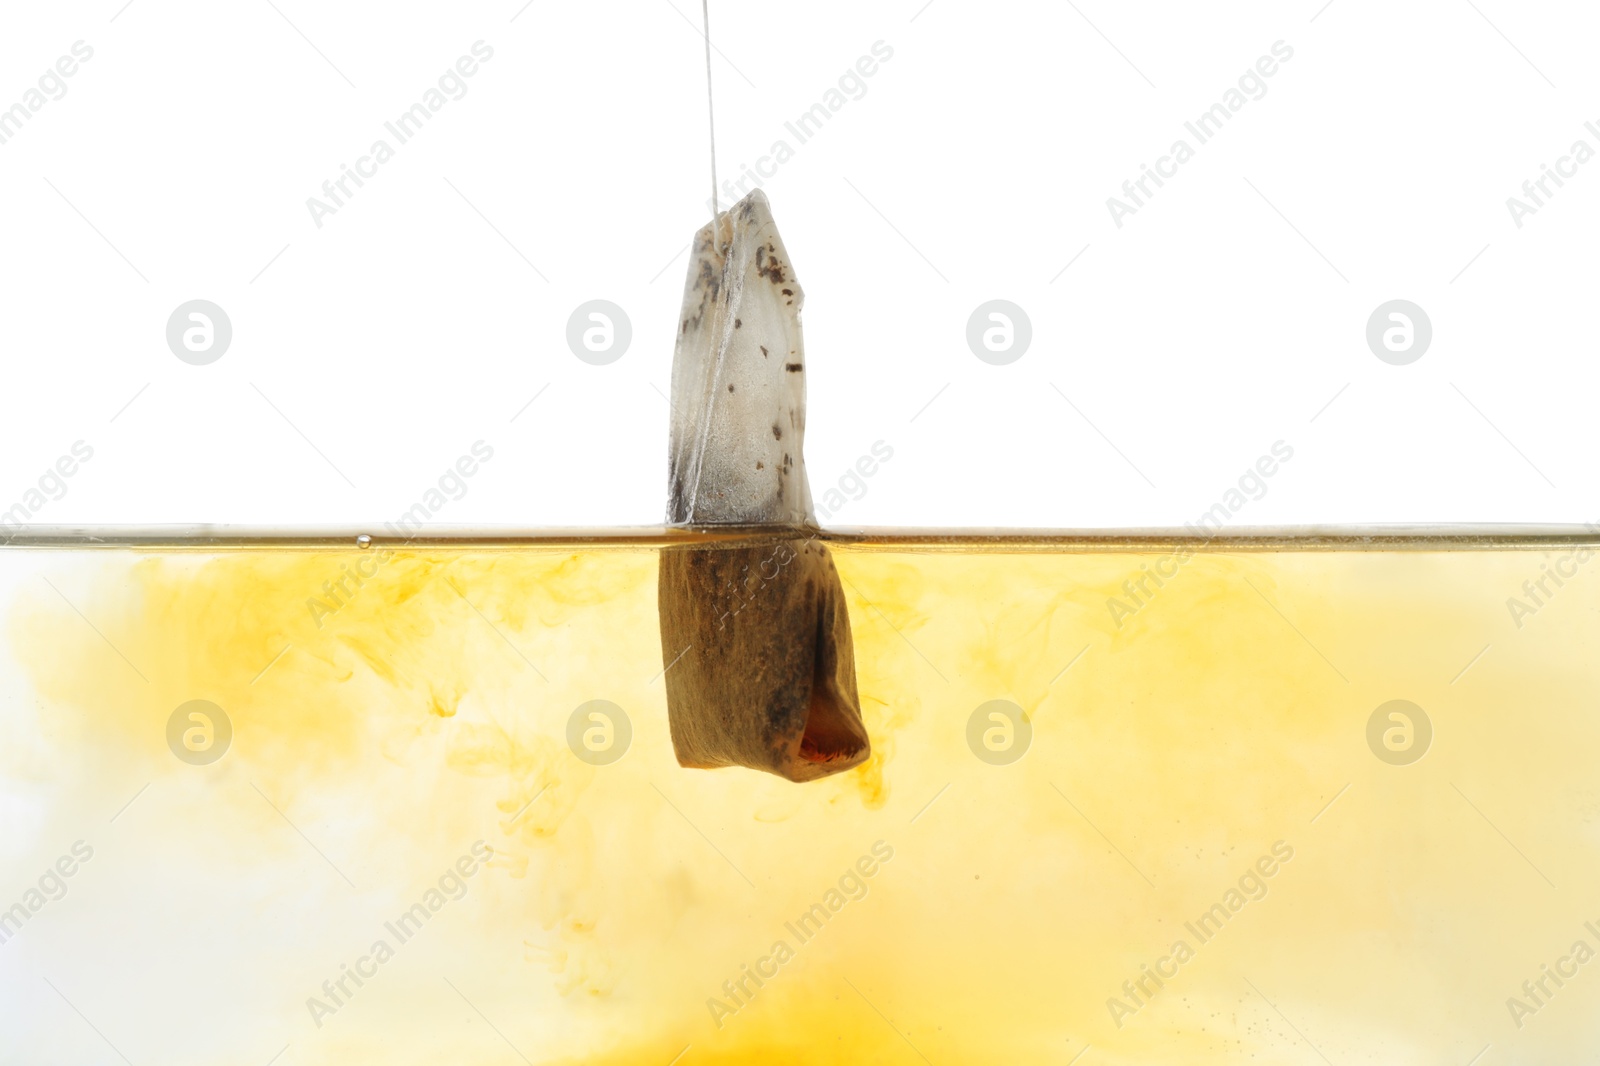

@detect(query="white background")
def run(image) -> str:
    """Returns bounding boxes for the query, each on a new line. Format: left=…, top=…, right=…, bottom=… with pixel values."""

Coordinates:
left=0, top=0, right=1595, bottom=532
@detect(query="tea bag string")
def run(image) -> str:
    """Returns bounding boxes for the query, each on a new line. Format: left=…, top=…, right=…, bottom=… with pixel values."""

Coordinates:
left=702, top=0, right=718, bottom=250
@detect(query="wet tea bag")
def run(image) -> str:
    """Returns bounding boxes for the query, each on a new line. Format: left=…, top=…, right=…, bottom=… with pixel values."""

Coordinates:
left=658, top=190, right=870, bottom=782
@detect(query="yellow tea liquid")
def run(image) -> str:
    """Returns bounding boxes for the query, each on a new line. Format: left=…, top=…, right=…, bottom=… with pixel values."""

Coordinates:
left=1, top=533, right=1596, bottom=1064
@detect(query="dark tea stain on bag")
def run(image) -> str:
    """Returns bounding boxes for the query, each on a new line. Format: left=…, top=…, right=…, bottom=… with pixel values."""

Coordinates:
left=659, top=538, right=868, bottom=782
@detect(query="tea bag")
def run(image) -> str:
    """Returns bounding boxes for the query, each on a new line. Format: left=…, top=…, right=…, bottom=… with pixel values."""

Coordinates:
left=658, top=190, right=870, bottom=782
